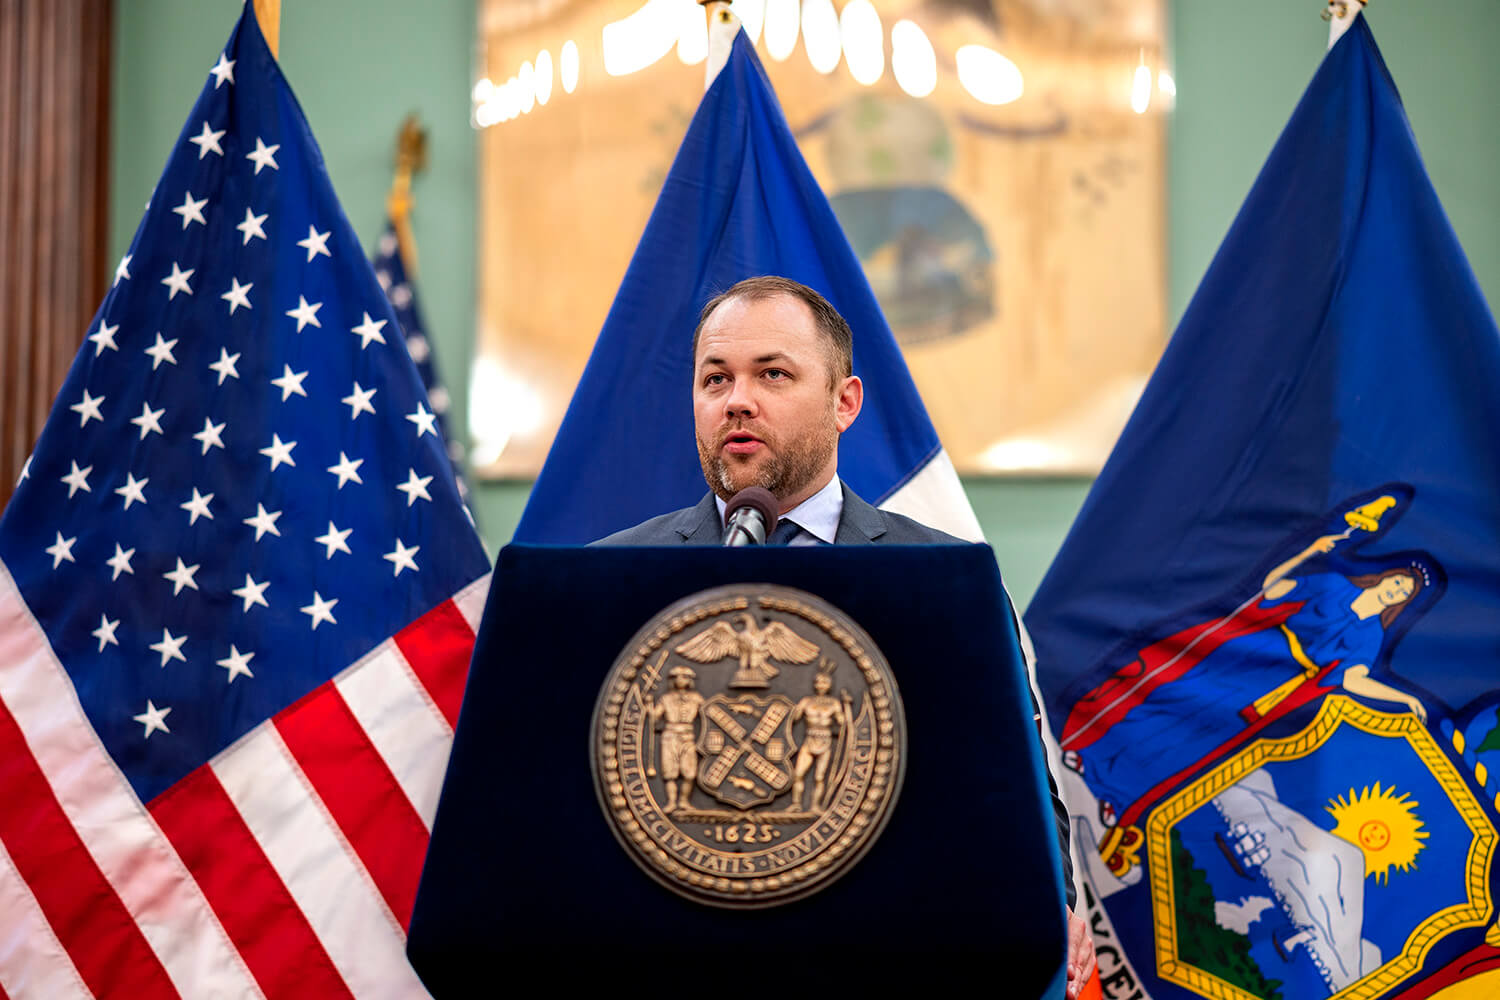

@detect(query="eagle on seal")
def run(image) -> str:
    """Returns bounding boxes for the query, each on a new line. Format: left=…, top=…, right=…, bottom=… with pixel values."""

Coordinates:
left=674, top=613, right=821, bottom=688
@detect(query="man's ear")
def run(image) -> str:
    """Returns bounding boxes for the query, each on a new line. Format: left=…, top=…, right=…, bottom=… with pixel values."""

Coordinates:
left=834, top=375, right=863, bottom=432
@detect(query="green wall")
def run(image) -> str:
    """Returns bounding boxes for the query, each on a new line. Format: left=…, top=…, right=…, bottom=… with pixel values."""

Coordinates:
left=110, top=1, right=1499, bottom=610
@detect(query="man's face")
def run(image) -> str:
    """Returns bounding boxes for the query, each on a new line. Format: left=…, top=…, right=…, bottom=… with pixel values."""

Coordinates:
left=693, top=294, right=862, bottom=511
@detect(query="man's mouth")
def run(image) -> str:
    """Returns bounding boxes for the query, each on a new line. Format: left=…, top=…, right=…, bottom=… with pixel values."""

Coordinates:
left=721, top=429, right=764, bottom=456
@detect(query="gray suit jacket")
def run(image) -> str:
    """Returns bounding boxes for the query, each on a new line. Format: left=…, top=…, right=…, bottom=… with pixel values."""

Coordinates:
left=594, top=482, right=963, bottom=546
left=595, top=480, right=1078, bottom=908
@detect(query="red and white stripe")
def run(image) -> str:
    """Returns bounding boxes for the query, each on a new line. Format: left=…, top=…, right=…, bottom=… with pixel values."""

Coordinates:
left=0, top=561, right=490, bottom=999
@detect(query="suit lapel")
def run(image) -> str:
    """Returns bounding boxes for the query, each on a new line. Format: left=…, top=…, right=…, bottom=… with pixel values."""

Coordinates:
left=675, top=493, right=723, bottom=544
left=833, top=482, right=887, bottom=544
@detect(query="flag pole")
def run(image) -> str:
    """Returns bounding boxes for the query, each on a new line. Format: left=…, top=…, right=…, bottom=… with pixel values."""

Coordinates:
left=388, top=114, right=427, bottom=279
left=252, top=0, right=280, bottom=59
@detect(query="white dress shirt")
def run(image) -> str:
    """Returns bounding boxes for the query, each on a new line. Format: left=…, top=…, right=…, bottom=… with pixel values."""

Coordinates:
left=713, top=475, right=842, bottom=545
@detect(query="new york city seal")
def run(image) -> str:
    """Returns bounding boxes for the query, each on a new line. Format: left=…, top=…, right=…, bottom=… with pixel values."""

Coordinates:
left=592, top=584, right=907, bottom=907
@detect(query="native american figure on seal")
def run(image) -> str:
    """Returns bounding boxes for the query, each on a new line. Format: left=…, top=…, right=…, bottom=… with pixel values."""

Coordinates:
left=645, top=666, right=705, bottom=812
left=674, top=612, right=820, bottom=688
left=790, top=662, right=853, bottom=812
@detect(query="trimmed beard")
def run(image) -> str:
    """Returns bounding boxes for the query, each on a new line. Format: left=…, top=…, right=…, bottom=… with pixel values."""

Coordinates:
left=697, top=406, right=839, bottom=504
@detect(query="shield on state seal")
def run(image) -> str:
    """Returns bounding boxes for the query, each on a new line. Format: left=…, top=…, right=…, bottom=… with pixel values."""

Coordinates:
left=695, top=694, right=797, bottom=809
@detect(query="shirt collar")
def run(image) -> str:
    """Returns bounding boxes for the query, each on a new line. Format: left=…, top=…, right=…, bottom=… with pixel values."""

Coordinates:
left=712, top=474, right=843, bottom=545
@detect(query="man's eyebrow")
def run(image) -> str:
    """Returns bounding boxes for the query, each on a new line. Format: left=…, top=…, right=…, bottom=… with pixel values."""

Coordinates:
left=697, top=351, right=793, bottom=368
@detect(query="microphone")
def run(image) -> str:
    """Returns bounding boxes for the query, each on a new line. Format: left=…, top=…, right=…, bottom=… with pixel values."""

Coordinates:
left=722, top=487, right=780, bottom=546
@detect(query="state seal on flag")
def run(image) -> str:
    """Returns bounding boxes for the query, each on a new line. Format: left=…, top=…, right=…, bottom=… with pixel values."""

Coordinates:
left=592, top=585, right=906, bottom=907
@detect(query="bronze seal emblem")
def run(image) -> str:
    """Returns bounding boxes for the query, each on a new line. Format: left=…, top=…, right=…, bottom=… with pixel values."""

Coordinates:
left=592, top=584, right=906, bottom=907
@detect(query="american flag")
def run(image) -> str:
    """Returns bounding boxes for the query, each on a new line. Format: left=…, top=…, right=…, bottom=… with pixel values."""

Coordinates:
left=371, top=223, right=474, bottom=511
left=0, top=9, right=490, bottom=998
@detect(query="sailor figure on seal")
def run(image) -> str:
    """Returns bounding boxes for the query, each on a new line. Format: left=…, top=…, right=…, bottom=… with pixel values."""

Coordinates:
left=648, top=666, right=706, bottom=812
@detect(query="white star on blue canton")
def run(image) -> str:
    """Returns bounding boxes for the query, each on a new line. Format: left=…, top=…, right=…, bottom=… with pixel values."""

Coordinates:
left=300, top=592, right=338, bottom=630
left=71, top=389, right=105, bottom=426
left=286, top=295, right=322, bottom=331
left=341, top=382, right=376, bottom=419
left=314, top=522, right=352, bottom=559
left=107, top=543, right=136, bottom=579
left=209, top=347, right=241, bottom=384
left=89, top=322, right=119, bottom=355
left=384, top=539, right=420, bottom=577
left=46, top=532, right=77, bottom=568
left=188, top=121, right=225, bottom=159
left=61, top=461, right=92, bottom=497
left=243, top=503, right=283, bottom=540
left=271, top=365, right=309, bottom=401
left=133, top=700, right=172, bottom=738
left=150, top=629, right=187, bottom=666
left=221, top=277, right=253, bottom=315
left=232, top=575, right=270, bottom=612
left=115, top=472, right=148, bottom=509
left=208, top=52, right=235, bottom=88
left=236, top=207, right=268, bottom=244
left=144, top=332, right=179, bottom=369
left=172, top=190, right=208, bottom=229
left=161, top=262, right=194, bottom=299
left=297, top=225, right=332, bottom=261
left=92, top=614, right=121, bottom=651
left=163, top=558, right=201, bottom=595
left=246, top=137, right=280, bottom=174
left=218, top=646, right=255, bottom=683
left=406, top=403, right=438, bottom=438
left=397, top=468, right=434, bottom=506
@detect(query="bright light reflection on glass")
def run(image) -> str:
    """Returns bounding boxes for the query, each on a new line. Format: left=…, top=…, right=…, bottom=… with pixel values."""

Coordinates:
left=561, top=39, right=579, bottom=92
left=730, top=0, right=765, bottom=44
left=763, top=0, right=798, bottom=61
left=603, top=0, right=680, bottom=76
left=801, top=0, right=840, bottom=74
left=472, top=77, right=495, bottom=104
left=502, top=78, right=520, bottom=120
left=469, top=358, right=544, bottom=465
left=890, top=20, right=935, bottom=98
left=1157, top=70, right=1176, bottom=97
left=1130, top=62, right=1152, bottom=114
left=535, top=50, right=554, bottom=105
left=475, top=100, right=500, bottom=127
left=518, top=61, right=536, bottom=113
left=677, top=0, right=708, bottom=65
left=840, top=0, right=883, bottom=85
left=955, top=45, right=1023, bottom=105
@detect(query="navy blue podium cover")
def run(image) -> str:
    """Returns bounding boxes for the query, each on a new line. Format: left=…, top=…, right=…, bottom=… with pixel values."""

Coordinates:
left=408, top=544, right=1067, bottom=991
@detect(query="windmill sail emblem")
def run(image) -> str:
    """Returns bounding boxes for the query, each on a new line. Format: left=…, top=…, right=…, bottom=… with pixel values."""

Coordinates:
left=673, top=611, right=821, bottom=688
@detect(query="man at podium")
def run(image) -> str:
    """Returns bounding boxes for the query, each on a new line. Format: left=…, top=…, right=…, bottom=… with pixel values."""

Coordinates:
left=596, top=275, right=1095, bottom=995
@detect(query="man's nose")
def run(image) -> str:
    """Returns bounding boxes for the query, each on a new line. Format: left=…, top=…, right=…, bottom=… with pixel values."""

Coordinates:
left=724, top=380, right=758, bottom=418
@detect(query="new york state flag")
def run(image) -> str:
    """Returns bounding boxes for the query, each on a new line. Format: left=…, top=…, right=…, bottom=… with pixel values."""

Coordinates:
left=1027, top=16, right=1500, bottom=1000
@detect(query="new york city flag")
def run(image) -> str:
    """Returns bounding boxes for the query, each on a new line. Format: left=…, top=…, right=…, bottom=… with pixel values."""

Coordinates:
left=1026, top=16, right=1500, bottom=1000
left=514, top=23, right=980, bottom=545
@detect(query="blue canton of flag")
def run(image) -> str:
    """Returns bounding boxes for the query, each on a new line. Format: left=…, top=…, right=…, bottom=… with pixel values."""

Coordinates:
left=371, top=221, right=475, bottom=510
left=513, top=21, right=980, bottom=545
left=1026, top=15, right=1500, bottom=1000
left=0, top=9, right=490, bottom=998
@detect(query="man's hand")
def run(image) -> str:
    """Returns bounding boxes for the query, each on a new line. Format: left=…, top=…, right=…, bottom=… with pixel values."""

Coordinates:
left=1066, top=907, right=1097, bottom=1000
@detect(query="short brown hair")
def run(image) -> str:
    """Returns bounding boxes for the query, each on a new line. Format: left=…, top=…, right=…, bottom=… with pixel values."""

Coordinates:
left=691, top=276, right=853, bottom=387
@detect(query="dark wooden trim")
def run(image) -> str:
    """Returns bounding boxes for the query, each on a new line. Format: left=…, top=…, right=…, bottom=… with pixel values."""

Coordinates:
left=0, top=0, right=112, bottom=512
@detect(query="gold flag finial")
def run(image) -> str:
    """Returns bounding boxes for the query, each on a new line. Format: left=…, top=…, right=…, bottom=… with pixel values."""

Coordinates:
left=1322, top=0, right=1368, bottom=23
left=387, top=115, right=427, bottom=277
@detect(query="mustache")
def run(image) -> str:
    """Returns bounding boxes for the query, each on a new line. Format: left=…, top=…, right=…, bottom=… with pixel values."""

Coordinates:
left=711, top=421, right=772, bottom=449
